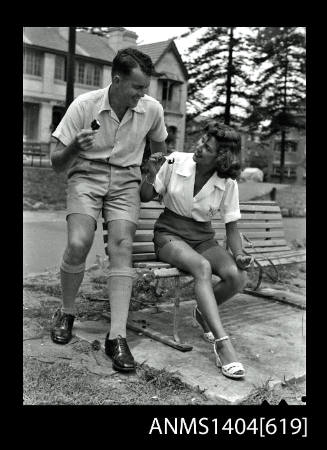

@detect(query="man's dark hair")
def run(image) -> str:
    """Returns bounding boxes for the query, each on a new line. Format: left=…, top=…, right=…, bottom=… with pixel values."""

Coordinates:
left=204, top=122, right=242, bottom=180
left=112, top=47, right=154, bottom=77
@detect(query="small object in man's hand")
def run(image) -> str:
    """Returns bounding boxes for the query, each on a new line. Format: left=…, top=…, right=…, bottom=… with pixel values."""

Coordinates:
left=91, top=339, right=101, bottom=351
left=91, top=119, right=100, bottom=130
left=151, top=152, right=165, bottom=162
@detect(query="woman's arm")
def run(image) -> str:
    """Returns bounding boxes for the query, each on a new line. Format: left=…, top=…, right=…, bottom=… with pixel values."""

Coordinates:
left=225, top=221, right=253, bottom=270
left=225, top=221, right=243, bottom=256
left=140, top=152, right=167, bottom=202
left=140, top=173, right=157, bottom=202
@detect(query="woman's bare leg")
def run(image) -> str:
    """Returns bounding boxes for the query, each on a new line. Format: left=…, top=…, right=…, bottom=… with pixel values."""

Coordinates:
left=158, top=240, right=239, bottom=366
left=200, top=244, right=247, bottom=362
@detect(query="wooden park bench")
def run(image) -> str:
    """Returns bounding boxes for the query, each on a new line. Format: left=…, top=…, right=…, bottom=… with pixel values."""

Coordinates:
left=102, top=200, right=306, bottom=351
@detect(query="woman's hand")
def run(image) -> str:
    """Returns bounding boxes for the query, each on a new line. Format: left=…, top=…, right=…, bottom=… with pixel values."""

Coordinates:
left=146, top=152, right=166, bottom=181
left=235, top=254, right=254, bottom=271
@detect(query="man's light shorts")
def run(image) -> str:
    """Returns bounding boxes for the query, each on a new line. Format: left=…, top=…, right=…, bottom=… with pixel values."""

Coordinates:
left=66, top=157, right=142, bottom=227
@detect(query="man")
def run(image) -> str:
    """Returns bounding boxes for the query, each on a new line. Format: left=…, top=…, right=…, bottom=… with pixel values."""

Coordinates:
left=50, top=47, right=168, bottom=373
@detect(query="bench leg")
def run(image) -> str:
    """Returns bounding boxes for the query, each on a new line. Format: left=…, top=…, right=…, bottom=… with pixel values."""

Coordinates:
left=172, top=276, right=182, bottom=343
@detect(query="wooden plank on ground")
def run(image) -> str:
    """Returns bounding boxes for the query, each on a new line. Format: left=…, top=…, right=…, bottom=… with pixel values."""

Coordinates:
left=102, top=312, right=193, bottom=352
left=243, top=288, right=306, bottom=310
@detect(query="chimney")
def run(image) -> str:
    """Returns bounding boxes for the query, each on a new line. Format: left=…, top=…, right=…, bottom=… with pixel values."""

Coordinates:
left=58, top=27, right=69, bottom=41
left=107, top=27, right=138, bottom=52
left=122, top=29, right=138, bottom=48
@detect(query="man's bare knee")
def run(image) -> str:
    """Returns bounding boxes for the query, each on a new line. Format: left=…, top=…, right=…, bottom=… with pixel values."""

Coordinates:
left=65, top=239, right=91, bottom=265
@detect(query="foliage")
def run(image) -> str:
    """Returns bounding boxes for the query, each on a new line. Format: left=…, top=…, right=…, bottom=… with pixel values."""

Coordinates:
left=183, top=27, right=257, bottom=125
left=245, top=27, right=306, bottom=135
left=242, top=27, right=306, bottom=182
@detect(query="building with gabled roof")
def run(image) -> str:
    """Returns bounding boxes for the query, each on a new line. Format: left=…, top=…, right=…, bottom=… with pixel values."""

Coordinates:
left=23, top=26, right=188, bottom=155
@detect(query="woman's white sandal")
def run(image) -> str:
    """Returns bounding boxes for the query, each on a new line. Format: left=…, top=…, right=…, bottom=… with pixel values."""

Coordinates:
left=192, top=305, right=215, bottom=344
left=214, top=336, right=245, bottom=379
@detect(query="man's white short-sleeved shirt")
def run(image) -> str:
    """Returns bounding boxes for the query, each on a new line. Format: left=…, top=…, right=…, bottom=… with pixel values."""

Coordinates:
left=153, top=151, right=241, bottom=223
left=52, top=84, right=168, bottom=167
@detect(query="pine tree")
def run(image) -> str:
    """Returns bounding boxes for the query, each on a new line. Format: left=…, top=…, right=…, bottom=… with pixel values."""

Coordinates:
left=183, top=27, right=256, bottom=126
left=247, top=27, right=306, bottom=183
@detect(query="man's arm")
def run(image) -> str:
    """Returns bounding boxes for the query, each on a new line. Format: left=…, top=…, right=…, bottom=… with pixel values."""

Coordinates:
left=149, top=140, right=167, bottom=156
left=50, top=129, right=97, bottom=173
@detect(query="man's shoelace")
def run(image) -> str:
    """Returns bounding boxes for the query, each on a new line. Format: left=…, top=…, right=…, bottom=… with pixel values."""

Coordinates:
left=113, top=336, right=131, bottom=355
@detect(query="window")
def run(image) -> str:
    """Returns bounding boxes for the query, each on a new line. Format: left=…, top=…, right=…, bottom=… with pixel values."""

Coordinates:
left=94, top=65, right=101, bottom=86
left=23, top=48, right=43, bottom=76
left=272, top=166, right=296, bottom=178
left=161, top=80, right=173, bottom=101
left=160, top=80, right=181, bottom=112
left=78, top=61, right=85, bottom=83
left=274, top=140, right=298, bottom=153
left=75, top=60, right=102, bottom=87
left=54, top=55, right=66, bottom=81
left=23, top=102, right=39, bottom=140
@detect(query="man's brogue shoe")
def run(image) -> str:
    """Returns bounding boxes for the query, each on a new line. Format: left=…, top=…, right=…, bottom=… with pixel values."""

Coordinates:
left=105, top=334, right=136, bottom=372
left=50, top=308, right=75, bottom=344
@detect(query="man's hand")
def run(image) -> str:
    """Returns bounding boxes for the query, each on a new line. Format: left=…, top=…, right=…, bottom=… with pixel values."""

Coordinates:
left=235, top=254, right=254, bottom=271
left=146, top=152, right=166, bottom=181
left=74, top=129, right=98, bottom=152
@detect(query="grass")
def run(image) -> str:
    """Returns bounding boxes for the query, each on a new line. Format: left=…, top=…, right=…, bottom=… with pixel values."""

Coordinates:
left=253, top=183, right=305, bottom=217
left=23, top=345, right=210, bottom=405
left=23, top=166, right=67, bottom=209
left=239, top=378, right=306, bottom=405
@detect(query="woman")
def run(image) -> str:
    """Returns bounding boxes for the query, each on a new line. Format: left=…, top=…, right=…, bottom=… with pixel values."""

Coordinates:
left=140, top=122, right=253, bottom=380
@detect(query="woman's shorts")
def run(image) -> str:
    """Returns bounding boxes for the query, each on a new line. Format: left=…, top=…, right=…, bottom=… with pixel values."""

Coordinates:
left=153, top=208, right=219, bottom=258
left=66, top=157, right=142, bottom=227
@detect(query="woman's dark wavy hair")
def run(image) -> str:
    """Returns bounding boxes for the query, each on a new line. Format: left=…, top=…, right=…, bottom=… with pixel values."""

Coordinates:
left=204, top=122, right=242, bottom=180
left=112, top=47, right=154, bottom=78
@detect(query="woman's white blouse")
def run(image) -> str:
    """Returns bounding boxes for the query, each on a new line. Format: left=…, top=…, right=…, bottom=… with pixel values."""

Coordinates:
left=153, top=151, right=241, bottom=223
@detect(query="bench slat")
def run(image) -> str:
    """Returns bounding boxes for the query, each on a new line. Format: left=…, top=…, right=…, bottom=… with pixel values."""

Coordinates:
left=245, top=246, right=291, bottom=254
left=133, top=249, right=306, bottom=269
left=138, top=206, right=282, bottom=220
left=131, top=225, right=285, bottom=243
left=131, top=236, right=288, bottom=254
left=132, top=250, right=306, bottom=264
left=104, top=231, right=289, bottom=248
left=109, top=215, right=283, bottom=230
left=214, top=230, right=285, bottom=239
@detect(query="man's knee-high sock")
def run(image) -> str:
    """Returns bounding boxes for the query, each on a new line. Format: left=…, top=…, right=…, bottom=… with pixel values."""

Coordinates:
left=60, top=261, right=85, bottom=316
left=107, top=268, right=135, bottom=339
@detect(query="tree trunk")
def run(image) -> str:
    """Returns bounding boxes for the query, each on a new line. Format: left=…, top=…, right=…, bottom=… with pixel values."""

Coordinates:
left=65, top=27, right=76, bottom=111
left=279, top=49, right=289, bottom=184
left=279, top=128, right=286, bottom=183
left=224, top=27, right=234, bottom=125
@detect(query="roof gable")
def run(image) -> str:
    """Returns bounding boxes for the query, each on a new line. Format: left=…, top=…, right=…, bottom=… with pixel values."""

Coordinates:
left=23, top=28, right=188, bottom=78
left=138, top=39, right=188, bottom=79
left=23, top=27, right=116, bottom=63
